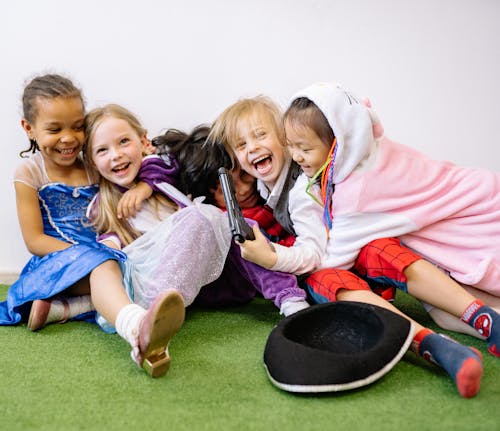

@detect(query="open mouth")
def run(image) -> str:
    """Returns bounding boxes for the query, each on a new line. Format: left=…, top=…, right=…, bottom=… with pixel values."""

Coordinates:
left=253, top=155, right=272, bottom=174
left=112, top=162, right=131, bottom=175
left=57, top=147, right=78, bottom=157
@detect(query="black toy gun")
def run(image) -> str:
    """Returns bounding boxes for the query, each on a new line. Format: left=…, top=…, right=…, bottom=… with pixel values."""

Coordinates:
left=218, top=167, right=255, bottom=243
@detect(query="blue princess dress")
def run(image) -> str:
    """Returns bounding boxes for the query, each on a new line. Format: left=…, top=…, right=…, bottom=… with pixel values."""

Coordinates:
left=0, top=153, right=125, bottom=325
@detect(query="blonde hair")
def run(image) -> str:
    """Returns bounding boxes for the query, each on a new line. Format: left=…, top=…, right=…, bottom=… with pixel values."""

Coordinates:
left=84, top=104, right=175, bottom=247
left=208, top=96, right=286, bottom=166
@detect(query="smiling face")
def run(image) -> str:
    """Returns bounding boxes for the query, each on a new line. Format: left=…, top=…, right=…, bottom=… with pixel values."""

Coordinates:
left=22, top=96, right=85, bottom=170
left=285, top=121, right=331, bottom=178
left=89, top=116, right=147, bottom=188
left=229, top=112, right=287, bottom=190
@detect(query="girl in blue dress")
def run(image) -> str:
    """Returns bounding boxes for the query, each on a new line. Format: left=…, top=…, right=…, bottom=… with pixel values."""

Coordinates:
left=0, top=73, right=185, bottom=378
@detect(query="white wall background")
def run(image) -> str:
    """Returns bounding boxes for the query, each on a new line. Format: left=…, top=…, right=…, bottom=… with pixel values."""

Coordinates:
left=1, top=0, right=499, bottom=280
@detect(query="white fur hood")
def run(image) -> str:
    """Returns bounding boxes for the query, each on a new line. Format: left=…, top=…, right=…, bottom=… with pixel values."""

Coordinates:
left=290, top=82, right=384, bottom=183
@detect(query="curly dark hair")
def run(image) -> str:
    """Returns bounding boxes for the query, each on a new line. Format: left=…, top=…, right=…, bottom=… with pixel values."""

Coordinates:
left=152, top=125, right=233, bottom=204
left=20, top=73, right=84, bottom=157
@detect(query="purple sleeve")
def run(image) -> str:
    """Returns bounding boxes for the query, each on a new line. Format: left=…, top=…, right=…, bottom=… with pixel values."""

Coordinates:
left=225, top=242, right=307, bottom=308
left=138, top=155, right=180, bottom=192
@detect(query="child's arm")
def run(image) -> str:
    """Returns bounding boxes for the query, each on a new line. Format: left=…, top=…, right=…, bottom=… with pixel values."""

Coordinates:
left=139, top=155, right=178, bottom=191
left=15, top=182, right=72, bottom=256
left=117, top=181, right=153, bottom=219
left=239, top=175, right=327, bottom=275
left=238, top=225, right=278, bottom=269
left=271, top=181, right=327, bottom=274
left=117, top=154, right=179, bottom=219
left=239, top=202, right=325, bottom=273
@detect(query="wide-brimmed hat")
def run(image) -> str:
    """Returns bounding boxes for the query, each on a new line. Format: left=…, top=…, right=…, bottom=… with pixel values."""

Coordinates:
left=263, top=301, right=414, bottom=393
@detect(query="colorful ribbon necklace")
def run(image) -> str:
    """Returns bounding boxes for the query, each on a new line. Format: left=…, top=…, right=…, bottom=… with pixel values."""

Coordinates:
left=305, top=138, right=337, bottom=232
left=320, top=138, right=337, bottom=230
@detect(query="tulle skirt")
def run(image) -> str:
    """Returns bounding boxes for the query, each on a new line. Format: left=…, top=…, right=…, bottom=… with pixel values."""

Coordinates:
left=122, top=203, right=231, bottom=308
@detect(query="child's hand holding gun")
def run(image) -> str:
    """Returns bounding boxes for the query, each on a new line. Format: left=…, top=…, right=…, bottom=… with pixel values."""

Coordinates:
left=218, top=168, right=278, bottom=269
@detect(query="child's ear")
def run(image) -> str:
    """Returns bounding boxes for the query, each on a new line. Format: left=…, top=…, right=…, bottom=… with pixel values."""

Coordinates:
left=141, top=134, right=155, bottom=155
left=21, top=118, right=34, bottom=139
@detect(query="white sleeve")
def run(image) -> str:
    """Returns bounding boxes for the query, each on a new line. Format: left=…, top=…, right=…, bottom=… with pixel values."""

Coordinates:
left=13, top=154, right=47, bottom=189
left=270, top=174, right=327, bottom=275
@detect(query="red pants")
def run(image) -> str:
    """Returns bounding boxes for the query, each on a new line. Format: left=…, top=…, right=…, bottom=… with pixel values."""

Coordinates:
left=305, top=238, right=422, bottom=303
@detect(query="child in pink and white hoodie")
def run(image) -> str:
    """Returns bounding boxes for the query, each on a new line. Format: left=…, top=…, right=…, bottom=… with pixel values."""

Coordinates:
left=287, top=82, right=500, bottom=294
left=282, top=82, right=500, bottom=356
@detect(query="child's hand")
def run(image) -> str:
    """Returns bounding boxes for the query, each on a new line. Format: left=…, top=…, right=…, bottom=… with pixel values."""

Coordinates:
left=117, top=182, right=153, bottom=219
left=238, top=224, right=278, bottom=269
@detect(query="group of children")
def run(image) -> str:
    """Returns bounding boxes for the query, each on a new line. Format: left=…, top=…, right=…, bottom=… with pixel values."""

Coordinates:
left=207, top=91, right=500, bottom=398
left=0, top=73, right=498, bottom=398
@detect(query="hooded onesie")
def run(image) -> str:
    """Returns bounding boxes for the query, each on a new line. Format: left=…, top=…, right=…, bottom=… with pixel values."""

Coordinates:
left=290, top=82, right=500, bottom=295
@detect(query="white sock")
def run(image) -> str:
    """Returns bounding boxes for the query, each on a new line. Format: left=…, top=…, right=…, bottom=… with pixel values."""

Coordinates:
left=68, top=295, right=94, bottom=316
left=280, top=298, right=310, bottom=317
left=115, top=303, right=147, bottom=347
left=47, top=295, right=95, bottom=323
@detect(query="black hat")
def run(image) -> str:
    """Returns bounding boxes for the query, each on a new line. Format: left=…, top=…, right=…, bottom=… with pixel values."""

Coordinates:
left=263, top=301, right=414, bottom=393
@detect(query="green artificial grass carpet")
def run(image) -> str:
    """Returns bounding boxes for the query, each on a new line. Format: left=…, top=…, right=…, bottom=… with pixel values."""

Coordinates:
left=0, top=284, right=498, bottom=431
